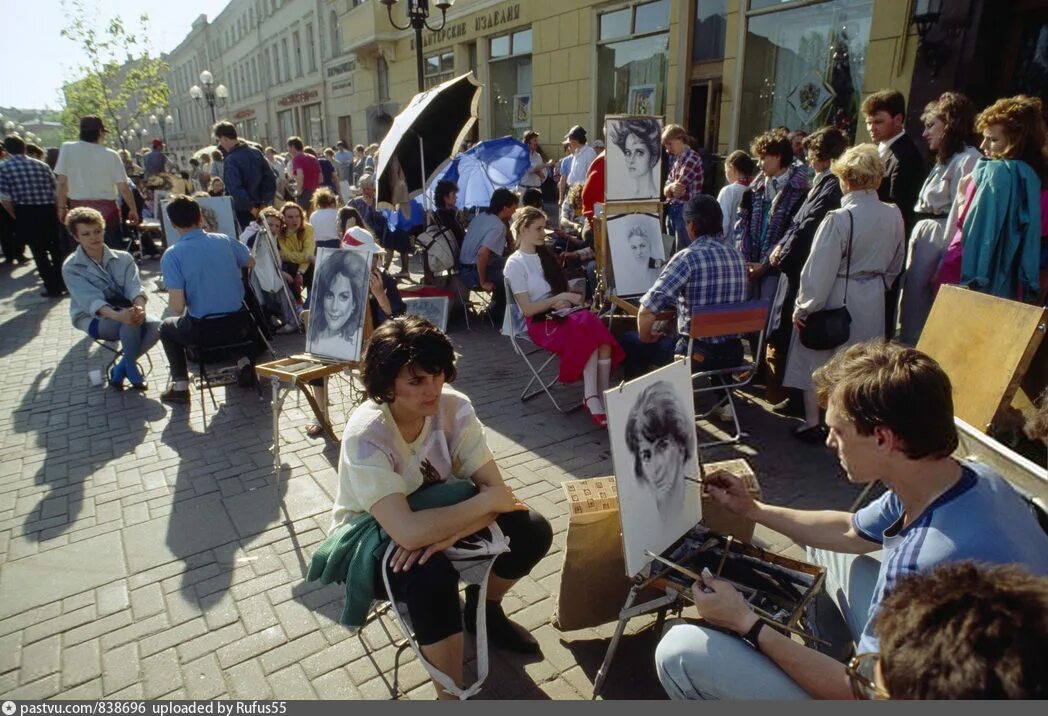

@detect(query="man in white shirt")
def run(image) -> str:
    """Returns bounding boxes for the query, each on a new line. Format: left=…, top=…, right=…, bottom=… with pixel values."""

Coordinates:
left=55, top=116, right=138, bottom=249
left=564, top=125, right=597, bottom=189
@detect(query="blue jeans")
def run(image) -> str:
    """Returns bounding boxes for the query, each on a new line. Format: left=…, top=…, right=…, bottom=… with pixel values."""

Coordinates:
left=654, top=547, right=882, bottom=700
left=89, top=315, right=162, bottom=364
left=666, top=203, right=688, bottom=255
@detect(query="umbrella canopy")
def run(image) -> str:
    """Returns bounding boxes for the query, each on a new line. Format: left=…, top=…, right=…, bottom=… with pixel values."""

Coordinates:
left=375, top=73, right=482, bottom=207
left=434, top=136, right=531, bottom=210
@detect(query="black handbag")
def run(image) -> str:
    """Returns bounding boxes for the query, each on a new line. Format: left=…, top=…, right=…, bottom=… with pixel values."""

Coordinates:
left=799, top=210, right=853, bottom=351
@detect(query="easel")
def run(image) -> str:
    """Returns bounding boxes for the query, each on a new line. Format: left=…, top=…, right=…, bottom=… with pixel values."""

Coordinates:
left=597, top=200, right=667, bottom=328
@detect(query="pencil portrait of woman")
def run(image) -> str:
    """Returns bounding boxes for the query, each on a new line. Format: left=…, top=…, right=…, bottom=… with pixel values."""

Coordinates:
left=607, top=214, right=665, bottom=296
left=625, top=380, right=697, bottom=515
left=307, top=248, right=370, bottom=361
left=606, top=117, right=663, bottom=201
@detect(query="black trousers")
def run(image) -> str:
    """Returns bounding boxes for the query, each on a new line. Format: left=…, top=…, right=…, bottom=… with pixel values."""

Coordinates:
left=0, top=208, right=25, bottom=260
left=159, top=311, right=254, bottom=380
left=16, top=204, right=65, bottom=292
left=380, top=509, right=553, bottom=646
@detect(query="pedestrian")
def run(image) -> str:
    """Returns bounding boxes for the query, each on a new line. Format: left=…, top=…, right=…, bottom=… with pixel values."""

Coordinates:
left=319, top=147, right=340, bottom=197
left=143, top=139, right=167, bottom=177
left=0, top=142, right=28, bottom=264
left=333, top=140, right=353, bottom=199
left=662, top=124, right=705, bottom=254
left=287, top=136, right=321, bottom=209
left=518, top=130, right=547, bottom=193
left=210, top=149, right=224, bottom=180
left=0, top=135, right=67, bottom=296
left=716, top=150, right=756, bottom=238
left=54, top=115, right=139, bottom=250
left=214, top=121, right=276, bottom=232
left=563, top=125, right=596, bottom=191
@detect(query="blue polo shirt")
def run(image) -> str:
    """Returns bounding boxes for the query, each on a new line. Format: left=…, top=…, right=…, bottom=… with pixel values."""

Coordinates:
left=161, top=228, right=251, bottom=319
left=852, top=459, right=1048, bottom=652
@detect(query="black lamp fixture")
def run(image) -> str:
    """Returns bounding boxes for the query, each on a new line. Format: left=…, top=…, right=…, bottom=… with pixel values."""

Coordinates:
left=380, top=0, right=455, bottom=93
left=911, top=0, right=949, bottom=75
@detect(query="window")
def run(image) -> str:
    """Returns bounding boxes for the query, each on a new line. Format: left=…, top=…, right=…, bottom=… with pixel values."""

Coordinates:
left=423, top=50, right=455, bottom=89
left=293, top=31, right=303, bottom=77
left=693, top=0, right=728, bottom=62
left=738, top=0, right=873, bottom=145
left=240, top=64, right=248, bottom=97
left=282, top=38, right=291, bottom=82
left=596, top=1, right=671, bottom=121
left=263, top=48, right=271, bottom=85
left=251, top=57, right=259, bottom=93
left=489, top=29, right=533, bottom=138
left=305, top=23, right=316, bottom=72
left=377, top=56, right=390, bottom=101
left=272, top=43, right=281, bottom=84
left=330, top=11, right=341, bottom=58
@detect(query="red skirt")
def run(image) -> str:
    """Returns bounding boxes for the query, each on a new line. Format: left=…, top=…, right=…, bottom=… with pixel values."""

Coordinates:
left=525, top=310, right=624, bottom=384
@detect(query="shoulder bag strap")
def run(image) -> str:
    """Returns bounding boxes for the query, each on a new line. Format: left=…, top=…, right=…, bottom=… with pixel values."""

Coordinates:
left=842, top=210, right=853, bottom=307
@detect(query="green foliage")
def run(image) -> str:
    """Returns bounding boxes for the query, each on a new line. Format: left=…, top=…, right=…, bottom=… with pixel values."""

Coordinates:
left=59, top=0, right=169, bottom=147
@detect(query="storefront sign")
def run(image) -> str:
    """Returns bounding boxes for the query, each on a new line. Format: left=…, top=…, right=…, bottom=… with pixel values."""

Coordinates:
left=277, top=88, right=321, bottom=107
left=327, top=60, right=356, bottom=78
left=233, top=108, right=255, bottom=120
left=419, top=2, right=523, bottom=49
left=331, top=79, right=353, bottom=93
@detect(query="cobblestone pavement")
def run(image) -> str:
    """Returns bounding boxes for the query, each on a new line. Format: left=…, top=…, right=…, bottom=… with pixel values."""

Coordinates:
left=0, top=257, right=861, bottom=700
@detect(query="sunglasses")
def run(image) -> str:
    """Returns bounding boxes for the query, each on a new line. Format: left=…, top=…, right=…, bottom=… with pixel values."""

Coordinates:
left=846, top=652, right=890, bottom=700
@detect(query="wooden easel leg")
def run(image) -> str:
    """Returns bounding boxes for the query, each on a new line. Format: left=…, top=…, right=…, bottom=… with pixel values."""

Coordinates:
left=592, top=584, right=641, bottom=699
left=271, top=377, right=284, bottom=478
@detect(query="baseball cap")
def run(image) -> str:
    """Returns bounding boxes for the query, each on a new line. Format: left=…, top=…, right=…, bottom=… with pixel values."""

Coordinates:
left=151, top=139, right=163, bottom=149
left=682, top=195, right=723, bottom=235
left=563, top=125, right=587, bottom=143
left=79, top=116, right=106, bottom=132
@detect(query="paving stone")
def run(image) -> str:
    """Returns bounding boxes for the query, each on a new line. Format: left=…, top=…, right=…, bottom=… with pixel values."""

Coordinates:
left=301, top=639, right=367, bottom=680
left=182, top=653, right=226, bottom=700
left=129, top=583, right=165, bottom=620
left=258, top=631, right=327, bottom=675
left=238, top=593, right=279, bottom=634
left=99, top=613, right=170, bottom=651
left=141, top=648, right=182, bottom=699
left=57, top=677, right=104, bottom=700
left=3, top=673, right=62, bottom=700
left=310, top=667, right=363, bottom=700
left=136, top=616, right=208, bottom=658
left=101, top=643, right=141, bottom=696
left=18, top=633, right=59, bottom=684
left=267, top=663, right=316, bottom=699
left=226, top=658, right=273, bottom=700
left=216, top=625, right=287, bottom=669
left=177, top=622, right=246, bottom=664
left=22, top=604, right=97, bottom=644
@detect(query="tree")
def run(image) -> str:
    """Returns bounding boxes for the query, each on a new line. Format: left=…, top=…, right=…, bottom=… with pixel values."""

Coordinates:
left=59, top=0, right=169, bottom=149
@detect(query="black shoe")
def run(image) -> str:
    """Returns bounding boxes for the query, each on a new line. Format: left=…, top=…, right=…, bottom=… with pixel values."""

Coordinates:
left=160, top=387, right=191, bottom=404
left=237, top=363, right=257, bottom=388
left=463, top=584, right=540, bottom=654
left=792, top=423, right=827, bottom=444
left=14, top=256, right=29, bottom=264
left=771, top=398, right=805, bottom=418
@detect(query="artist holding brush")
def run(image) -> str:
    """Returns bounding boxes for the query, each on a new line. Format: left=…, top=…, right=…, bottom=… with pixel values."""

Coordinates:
left=654, top=340, right=1048, bottom=700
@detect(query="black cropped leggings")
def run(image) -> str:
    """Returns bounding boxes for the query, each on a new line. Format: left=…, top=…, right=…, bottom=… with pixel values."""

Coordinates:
left=378, top=509, right=553, bottom=645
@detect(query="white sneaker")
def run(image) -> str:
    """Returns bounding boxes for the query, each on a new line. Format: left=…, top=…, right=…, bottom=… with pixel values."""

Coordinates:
left=715, top=403, right=734, bottom=423
left=275, top=323, right=298, bottom=335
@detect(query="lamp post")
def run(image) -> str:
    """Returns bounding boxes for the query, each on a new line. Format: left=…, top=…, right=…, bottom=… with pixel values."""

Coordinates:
left=3, top=121, right=14, bottom=136
left=380, top=0, right=454, bottom=93
left=189, top=70, right=229, bottom=124
left=150, top=113, right=175, bottom=144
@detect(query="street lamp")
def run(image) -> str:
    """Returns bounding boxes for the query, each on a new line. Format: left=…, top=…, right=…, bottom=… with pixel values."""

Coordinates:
left=189, top=70, right=229, bottom=124
left=139, top=127, right=148, bottom=149
left=3, top=121, right=13, bottom=136
left=150, top=113, right=175, bottom=144
left=381, top=0, right=455, bottom=92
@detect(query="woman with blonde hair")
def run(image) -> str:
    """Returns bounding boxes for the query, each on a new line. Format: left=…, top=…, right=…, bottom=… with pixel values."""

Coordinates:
left=309, top=188, right=341, bottom=248
left=783, top=144, right=905, bottom=440
left=504, top=206, right=624, bottom=426
left=936, top=95, right=1047, bottom=302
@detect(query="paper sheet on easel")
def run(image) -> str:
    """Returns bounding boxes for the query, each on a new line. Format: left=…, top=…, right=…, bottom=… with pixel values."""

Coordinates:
left=604, top=360, right=702, bottom=577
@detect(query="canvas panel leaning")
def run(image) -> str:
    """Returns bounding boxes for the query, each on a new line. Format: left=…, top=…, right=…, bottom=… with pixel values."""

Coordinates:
left=160, top=195, right=237, bottom=247
left=403, top=296, right=450, bottom=333
left=605, top=115, right=663, bottom=201
left=605, top=359, right=702, bottom=577
left=606, top=212, right=665, bottom=298
left=306, top=247, right=372, bottom=362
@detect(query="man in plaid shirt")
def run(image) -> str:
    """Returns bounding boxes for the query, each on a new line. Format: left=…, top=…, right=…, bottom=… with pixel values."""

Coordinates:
left=619, top=195, right=747, bottom=382
left=663, top=125, right=705, bottom=254
left=0, top=136, right=66, bottom=296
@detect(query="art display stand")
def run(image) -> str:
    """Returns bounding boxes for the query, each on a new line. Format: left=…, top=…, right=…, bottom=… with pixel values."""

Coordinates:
left=597, top=201, right=664, bottom=329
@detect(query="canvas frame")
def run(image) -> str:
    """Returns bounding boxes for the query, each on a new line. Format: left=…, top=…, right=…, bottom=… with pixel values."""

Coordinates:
left=403, top=295, right=451, bottom=333
left=305, top=247, right=373, bottom=362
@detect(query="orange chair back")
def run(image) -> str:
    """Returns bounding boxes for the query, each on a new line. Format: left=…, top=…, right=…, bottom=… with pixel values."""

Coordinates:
left=689, top=299, right=771, bottom=339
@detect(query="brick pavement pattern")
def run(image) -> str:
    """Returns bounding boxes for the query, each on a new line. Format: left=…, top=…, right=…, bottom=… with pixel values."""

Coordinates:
left=0, top=259, right=860, bottom=700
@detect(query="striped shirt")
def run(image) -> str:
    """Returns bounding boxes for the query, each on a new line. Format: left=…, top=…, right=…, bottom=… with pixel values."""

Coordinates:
left=0, top=155, right=56, bottom=205
left=852, top=460, right=1048, bottom=652
left=640, top=235, right=748, bottom=349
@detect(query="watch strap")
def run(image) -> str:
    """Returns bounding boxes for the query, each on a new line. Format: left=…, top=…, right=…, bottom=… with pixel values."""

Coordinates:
left=740, top=618, right=765, bottom=652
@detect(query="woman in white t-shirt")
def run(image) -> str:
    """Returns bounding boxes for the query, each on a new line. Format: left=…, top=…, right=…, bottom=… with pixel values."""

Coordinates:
left=308, top=188, right=341, bottom=248
left=334, top=316, right=553, bottom=698
left=503, top=206, right=624, bottom=427
left=716, top=150, right=756, bottom=238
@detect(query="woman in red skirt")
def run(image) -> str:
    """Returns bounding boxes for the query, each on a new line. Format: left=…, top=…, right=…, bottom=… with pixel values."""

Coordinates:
left=504, top=206, right=624, bottom=426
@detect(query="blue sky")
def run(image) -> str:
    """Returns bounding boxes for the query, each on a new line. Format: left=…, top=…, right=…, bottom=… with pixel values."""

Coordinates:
left=3, top=0, right=230, bottom=110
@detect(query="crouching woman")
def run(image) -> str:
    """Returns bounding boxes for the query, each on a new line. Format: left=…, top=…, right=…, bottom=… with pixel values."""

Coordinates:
left=331, top=316, right=552, bottom=698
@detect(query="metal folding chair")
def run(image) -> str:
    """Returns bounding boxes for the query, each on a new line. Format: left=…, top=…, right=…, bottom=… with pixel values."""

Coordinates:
left=686, top=298, right=771, bottom=448
left=503, top=280, right=578, bottom=413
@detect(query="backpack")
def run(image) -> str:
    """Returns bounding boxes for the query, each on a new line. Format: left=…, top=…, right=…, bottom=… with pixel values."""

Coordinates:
left=416, top=221, right=460, bottom=274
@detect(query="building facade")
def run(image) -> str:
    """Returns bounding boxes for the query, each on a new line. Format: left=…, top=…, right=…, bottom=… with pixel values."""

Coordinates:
left=158, top=0, right=1048, bottom=162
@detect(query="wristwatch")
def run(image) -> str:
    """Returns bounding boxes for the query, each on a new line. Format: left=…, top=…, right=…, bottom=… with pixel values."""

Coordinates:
left=739, top=618, right=765, bottom=652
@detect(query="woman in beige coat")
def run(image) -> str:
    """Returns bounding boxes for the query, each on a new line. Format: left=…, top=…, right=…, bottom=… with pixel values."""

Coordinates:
left=783, top=144, right=905, bottom=440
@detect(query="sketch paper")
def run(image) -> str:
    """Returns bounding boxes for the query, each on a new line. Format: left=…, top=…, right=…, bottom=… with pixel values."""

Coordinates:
left=160, top=195, right=237, bottom=247
left=403, top=296, right=451, bottom=333
left=606, top=212, right=665, bottom=297
left=605, top=360, right=702, bottom=577
left=605, top=115, right=663, bottom=201
left=306, top=247, right=371, bottom=362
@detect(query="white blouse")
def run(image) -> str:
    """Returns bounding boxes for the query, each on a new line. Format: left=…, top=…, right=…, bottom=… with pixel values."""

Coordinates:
left=504, top=251, right=553, bottom=302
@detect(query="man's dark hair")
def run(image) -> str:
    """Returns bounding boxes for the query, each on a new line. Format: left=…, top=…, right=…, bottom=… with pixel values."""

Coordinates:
left=625, top=380, right=693, bottom=483
left=862, top=89, right=906, bottom=120
left=79, top=128, right=101, bottom=143
left=190, top=158, right=199, bottom=168
left=3, top=136, right=26, bottom=155
left=489, top=188, right=519, bottom=214
left=360, top=316, right=457, bottom=404
left=287, top=136, right=304, bottom=152
left=875, top=562, right=1048, bottom=699
left=521, top=188, right=543, bottom=209
left=434, top=179, right=458, bottom=209
left=683, top=194, right=723, bottom=237
left=213, top=121, right=238, bottom=141
left=812, top=340, right=958, bottom=459
left=336, top=140, right=347, bottom=149
left=750, top=129, right=794, bottom=166
left=166, top=195, right=203, bottom=229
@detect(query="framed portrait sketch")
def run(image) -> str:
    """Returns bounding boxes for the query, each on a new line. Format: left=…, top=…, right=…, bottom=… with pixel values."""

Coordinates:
left=306, top=247, right=372, bottom=362
left=512, top=94, right=532, bottom=129
left=627, top=84, right=657, bottom=116
left=604, top=115, right=663, bottom=202
left=605, top=212, right=665, bottom=298
left=159, top=195, right=237, bottom=247
left=605, top=360, right=702, bottom=577
left=403, top=296, right=450, bottom=333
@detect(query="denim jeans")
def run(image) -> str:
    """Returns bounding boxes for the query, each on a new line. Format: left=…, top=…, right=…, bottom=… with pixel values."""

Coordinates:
left=90, top=315, right=162, bottom=363
left=666, top=203, right=689, bottom=255
left=654, top=547, right=883, bottom=700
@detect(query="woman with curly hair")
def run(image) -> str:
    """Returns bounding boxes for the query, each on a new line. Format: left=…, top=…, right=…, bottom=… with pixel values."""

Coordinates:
left=608, top=118, right=661, bottom=199
left=936, top=95, right=1047, bottom=302
left=307, top=248, right=369, bottom=360
left=897, top=92, right=982, bottom=345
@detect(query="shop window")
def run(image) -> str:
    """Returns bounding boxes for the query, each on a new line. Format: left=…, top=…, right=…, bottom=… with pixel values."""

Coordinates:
left=738, top=0, right=873, bottom=146
left=596, top=2, right=671, bottom=121
left=693, top=0, right=728, bottom=62
left=489, top=29, right=533, bottom=139
left=424, top=50, right=455, bottom=89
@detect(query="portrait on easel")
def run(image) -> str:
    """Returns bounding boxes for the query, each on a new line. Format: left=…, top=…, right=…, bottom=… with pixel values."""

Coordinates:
left=604, top=360, right=702, bottom=577
left=605, top=115, right=663, bottom=202
left=306, top=247, right=372, bottom=362
left=606, top=212, right=665, bottom=298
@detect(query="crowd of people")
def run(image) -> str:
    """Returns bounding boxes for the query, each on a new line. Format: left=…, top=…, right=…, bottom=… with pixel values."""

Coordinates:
left=1, top=87, right=1046, bottom=700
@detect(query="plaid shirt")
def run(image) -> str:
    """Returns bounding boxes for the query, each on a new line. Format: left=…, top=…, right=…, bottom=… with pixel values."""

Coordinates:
left=0, top=155, right=56, bottom=205
left=666, top=146, right=703, bottom=204
left=640, top=235, right=748, bottom=349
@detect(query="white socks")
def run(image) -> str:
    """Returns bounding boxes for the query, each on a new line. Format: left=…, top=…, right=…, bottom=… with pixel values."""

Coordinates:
left=582, top=352, right=603, bottom=414
left=172, top=380, right=189, bottom=391
left=597, top=358, right=612, bottom=398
